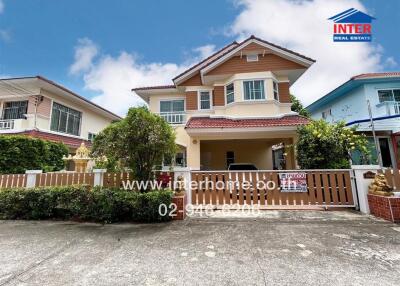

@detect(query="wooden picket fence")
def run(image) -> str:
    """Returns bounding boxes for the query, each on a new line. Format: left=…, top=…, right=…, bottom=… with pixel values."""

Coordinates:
left=35, top=172, right=95, bottom=187
left=191, top=170, right=355, bottom=207
left=381, top=168, right=400, bottom=190
left=0, top=174, right=27, bottom=188
left=103, top=172, right=134, bottom=188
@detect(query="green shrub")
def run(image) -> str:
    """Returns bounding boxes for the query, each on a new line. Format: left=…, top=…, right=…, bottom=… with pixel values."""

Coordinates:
left=296, top=120, right=368, bottom=169
left=0, top=185, right=173, bottom=223
left=0, top=136, right=68, bottom=174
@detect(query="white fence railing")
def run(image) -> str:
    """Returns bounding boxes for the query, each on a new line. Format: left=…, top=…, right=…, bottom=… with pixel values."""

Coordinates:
left=158, top=112, right=186, bottom=124
left=376, top=101, right=400, bottom=116
left=0, top=119, right=15, bottom=130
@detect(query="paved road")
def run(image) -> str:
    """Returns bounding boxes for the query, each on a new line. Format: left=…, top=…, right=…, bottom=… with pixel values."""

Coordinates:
left=0, top=211, right=399, bottom=285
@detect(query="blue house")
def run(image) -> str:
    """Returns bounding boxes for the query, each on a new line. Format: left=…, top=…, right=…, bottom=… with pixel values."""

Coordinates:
left=307, top=72, right=400, bottom=168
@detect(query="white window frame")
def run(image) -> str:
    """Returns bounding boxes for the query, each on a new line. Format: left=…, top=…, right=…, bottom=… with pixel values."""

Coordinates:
left=197, top=90, right=213, bottom=110
left=246, top=54, right=259, bottom=62
left=273, top=81, right=279, bottom=101
left=242, top=79, right=266, bottom=101
left=159, top=98, right=186, bottom=124
left=50, top=101, right=82, bottom=136
left=225, top=82, right=235, bottom=105
left=376, top=88, right=400, bottom=103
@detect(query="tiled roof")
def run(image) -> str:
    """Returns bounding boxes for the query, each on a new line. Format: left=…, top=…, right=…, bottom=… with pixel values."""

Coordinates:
left=352, top=72, right=400, bottom=80
left=5, top=130, right=92, bottom=149
left=132, top=85, right=176, bottom=91
left=185, top=115, right=309, bottom=129
left=0, top=76, right=121, bottom=120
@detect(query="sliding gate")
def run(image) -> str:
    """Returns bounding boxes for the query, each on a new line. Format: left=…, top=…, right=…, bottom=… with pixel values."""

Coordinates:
left=190, top=170, right=355, bottom=208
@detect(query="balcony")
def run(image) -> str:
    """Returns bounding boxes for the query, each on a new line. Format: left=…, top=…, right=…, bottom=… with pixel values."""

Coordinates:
left=0, top=119, right=15, bottom=130
left=158, top=112, right=186, bottom=124
left=375, top=101, right=400, bottom=117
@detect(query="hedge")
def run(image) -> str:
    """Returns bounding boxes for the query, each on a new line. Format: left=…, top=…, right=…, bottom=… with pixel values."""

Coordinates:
left=0, top=186, right=174, bottom=223
left=0, top=135, right=69, bottom=174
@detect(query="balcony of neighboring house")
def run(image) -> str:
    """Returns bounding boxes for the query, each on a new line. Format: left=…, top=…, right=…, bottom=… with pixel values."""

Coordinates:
left=375, top=101, right=400, bottom=117
left=0, top=100, right=30, bottom=132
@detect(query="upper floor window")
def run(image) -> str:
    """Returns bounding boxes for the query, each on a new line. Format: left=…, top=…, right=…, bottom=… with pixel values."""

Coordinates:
left=199, top=91, right=211, bottom=110
left=2, top=101, right=28, bottom=120
left=378, top=89, right=400, bottom=103
left=243, top=80, right=265, bottom=100
left=160, top=99, right=185, bottom=124
left=273, top=81, right=279, bottom=100
left=226, top=83, right=234, bottom=104
left=50, top=102, right=81, bottom=136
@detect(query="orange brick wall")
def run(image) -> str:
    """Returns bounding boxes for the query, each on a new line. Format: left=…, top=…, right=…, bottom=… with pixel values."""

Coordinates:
left=186, top=91, right=198, bottom=110
left=368, top=194, right=400, bottom=223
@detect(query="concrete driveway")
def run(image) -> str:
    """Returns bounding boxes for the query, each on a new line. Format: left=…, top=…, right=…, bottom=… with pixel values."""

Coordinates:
left=0, top=211, right=399, bottom=286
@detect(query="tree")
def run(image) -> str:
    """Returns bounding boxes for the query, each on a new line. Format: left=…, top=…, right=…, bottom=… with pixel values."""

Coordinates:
left=290, top=94, right=310, bottom=117
left=296, top=120, right=368, bottom=169
left=91, top=107, right=176, bottom=183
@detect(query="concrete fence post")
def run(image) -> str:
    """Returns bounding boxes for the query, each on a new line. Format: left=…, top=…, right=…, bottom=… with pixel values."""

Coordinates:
left=25, top=170, right=42, bottom=188
left=352, top=165, right=381, bottom=214
left=173, top=167, right=192, bottom=204
left=93, top=169, right=107, bottom=187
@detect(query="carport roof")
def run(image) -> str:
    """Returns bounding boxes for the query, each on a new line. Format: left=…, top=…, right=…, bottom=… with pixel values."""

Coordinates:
left=185, top=115, right=309, bottom=129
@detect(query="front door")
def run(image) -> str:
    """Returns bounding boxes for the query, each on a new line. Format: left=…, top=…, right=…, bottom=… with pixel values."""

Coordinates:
left=379, top=138, right=393, bottom=167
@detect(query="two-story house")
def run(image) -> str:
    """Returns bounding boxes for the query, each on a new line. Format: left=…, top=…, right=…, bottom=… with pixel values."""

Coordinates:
left=133, top=36, right=314, bottom=171
left=0, top=76, right=121, bottom=152
left=307, top=72, right=400, bottom=169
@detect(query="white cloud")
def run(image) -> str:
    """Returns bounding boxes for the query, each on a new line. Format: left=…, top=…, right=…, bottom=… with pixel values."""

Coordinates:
left=192, top=44, right=216, bottom=59
left=384, top=57, right=398, bottom=68
left=69, top=38, right=99, bottom=75
left=71, top=40, right=216, bottom=116
left=229, top=0, right=384, bottom=106
left=0, top=0, right=4, bottom=14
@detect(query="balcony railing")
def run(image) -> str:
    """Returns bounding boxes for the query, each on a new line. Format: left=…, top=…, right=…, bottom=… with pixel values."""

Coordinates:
left=376, top=101, right=400, bottom=116
left=0, top=119, right=15, bottom=130
left=158, top=112, right=186, bottom=124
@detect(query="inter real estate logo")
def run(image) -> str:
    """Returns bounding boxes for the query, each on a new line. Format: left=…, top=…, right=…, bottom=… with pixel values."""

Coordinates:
left=328, top=8, right=376, bottom=42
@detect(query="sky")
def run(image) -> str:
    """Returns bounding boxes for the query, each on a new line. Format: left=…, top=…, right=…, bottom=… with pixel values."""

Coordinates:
left=0, top=0, right=399, bottom=116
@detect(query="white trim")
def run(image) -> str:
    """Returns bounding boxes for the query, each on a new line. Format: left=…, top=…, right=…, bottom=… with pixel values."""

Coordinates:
left=189, top=112, right=299, bottom=120
left=224, top=82, right=235, bottom=105
left=242, top=79, right=267, bottom=101
left=246, top=54, right=259, bottom=62
left=273, top=80, right=280, bottom=101
left=197, top=90, right=213, bottom=111
left=159, top=98, right=186, bottom=113
left=185, top=86, right=213, bottom=92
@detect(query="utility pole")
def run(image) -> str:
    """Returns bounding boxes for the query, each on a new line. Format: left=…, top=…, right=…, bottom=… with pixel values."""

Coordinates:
left=367, top=100, right=383, bottom=168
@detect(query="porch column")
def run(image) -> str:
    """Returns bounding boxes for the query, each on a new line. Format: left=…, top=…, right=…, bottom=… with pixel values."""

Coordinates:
left=292, top=135, right=299, bottom=169
left=187, top=137, right=200, bottom=170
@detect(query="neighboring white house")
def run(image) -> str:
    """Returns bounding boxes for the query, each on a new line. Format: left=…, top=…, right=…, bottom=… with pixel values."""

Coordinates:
left=0, top=76, right=121, bottom=152
left=307, top=72, right=400, bottom=169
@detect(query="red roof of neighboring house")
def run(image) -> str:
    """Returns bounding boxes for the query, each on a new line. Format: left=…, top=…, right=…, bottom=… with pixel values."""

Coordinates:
left=352, top=72, right=400, bottom=80
left=3, top=130, right=92, bottom=149
left=185, top=115, right=309, bottom=129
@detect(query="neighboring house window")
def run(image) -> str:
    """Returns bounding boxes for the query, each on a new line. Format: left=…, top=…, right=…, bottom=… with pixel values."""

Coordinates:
left=246, top=54, right=258, bottom=62
left=273, top=81, right=279, bottom=100
left=378, top=89, right=400, bottom=103
left=160, top=99, right=185, bottom=124
left=321, top=109, right=331, bottom=119
left=2, top=101, right=28, bottom=120
left=322, top=111, right=327, bottom=119
left=50, top=102, right=81, bottom=136
left=226, top=83, right=234, bottom=104
left=88, top=132, right=97, bottom=142
left=199, top=91, right=211, bottom=110
left=243, top=80, right=265, bottom=100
